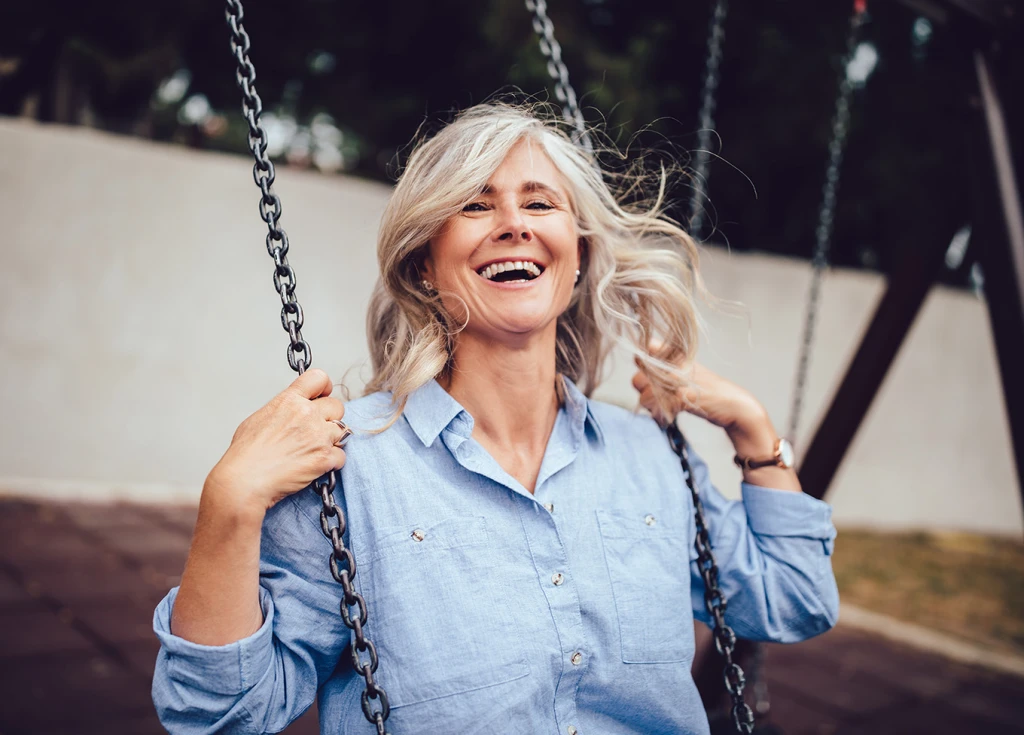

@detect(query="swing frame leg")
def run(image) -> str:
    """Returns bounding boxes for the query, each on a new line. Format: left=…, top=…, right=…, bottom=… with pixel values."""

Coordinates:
left=797, top=44, right=1024, bottom=512
left=967, top=50, right=1024, bottom=521
left=795, top=213, right=963, bottom=501
left=696, top=13, right=1024, bottom=725
left=698, top=211, right=961, bottom=720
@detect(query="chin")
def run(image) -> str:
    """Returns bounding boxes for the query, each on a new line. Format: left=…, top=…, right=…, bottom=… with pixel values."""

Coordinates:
left=481, top=314, right=553, bottom=339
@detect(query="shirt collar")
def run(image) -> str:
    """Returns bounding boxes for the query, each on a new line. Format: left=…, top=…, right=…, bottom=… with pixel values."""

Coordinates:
left=402, top=374, right=605, bottom=448
left=403, top=378, right=469, bottom=447
left=561, top=374, right=606, bottom=447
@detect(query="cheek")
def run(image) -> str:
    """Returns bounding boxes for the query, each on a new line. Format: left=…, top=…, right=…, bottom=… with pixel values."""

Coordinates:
left=430, top=227, right=481, bottom=280
left=536, top=216, right=579, bottom=252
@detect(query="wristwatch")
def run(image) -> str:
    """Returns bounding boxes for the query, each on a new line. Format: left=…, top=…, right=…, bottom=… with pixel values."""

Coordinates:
left=733, top=437, right=795, bottom=471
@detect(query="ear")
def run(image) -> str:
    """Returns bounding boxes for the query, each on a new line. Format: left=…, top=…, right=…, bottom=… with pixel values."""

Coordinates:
left=420, top=249, right=435, bottom=282
left=577, top=237, right=588, bottom=270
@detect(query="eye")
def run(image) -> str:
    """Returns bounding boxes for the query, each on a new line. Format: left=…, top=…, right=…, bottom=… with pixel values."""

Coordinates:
left=526, top=200, right=554, bottom=210
left=462, top=202, right=489, bottom=212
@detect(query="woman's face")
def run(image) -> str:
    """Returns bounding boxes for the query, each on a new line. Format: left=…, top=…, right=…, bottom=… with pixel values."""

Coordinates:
left=423, top=138, right=581, bottom=343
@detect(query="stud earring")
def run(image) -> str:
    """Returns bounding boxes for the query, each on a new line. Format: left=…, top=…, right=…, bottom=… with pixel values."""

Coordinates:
left=421, top=279, right=434, bottom=292
left=574, top=269, right=581, bottom=284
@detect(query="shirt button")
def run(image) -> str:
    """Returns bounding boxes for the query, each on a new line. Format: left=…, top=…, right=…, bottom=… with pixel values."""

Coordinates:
left=543, top=502, right=554, bottom=513
left=567, top=727, right=578, bottom=735
left=551, top=572, right=565, bottom=586
left=644, top=514, right=656, bottom=526
left=410, top=529, right=425, bottom=542
left=571, top=651, right=583, bottom=665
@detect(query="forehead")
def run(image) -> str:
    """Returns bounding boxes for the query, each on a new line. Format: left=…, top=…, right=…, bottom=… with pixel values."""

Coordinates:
left=486, top=138, right=566, bottom=193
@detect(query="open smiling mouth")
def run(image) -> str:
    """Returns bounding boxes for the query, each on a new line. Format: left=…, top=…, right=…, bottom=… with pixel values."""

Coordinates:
left=476, top=261, right=545, bottom=284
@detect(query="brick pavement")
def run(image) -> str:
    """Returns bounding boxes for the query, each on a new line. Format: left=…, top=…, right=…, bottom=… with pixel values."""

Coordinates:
left=0, top=497, right=1021, bottom=735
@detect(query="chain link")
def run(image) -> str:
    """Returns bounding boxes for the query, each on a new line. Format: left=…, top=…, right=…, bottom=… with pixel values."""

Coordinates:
left=666, top=424, right=755, bottom=734
left=224, top=2, right=390, bottom=732
left=788, top=6, right=868, bottom=442
left=688, top=0, right=729, bottom=240
left=524, top=0, right=593, bottom=152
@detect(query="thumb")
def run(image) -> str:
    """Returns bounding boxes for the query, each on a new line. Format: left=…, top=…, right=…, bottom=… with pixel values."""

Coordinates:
left=289, top=368, right=333, bottom=399
left=635, top=340, right=666, bottom=367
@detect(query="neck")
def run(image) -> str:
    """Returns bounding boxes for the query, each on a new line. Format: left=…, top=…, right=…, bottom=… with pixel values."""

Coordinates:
left=440, top=326, right=561, bottom=453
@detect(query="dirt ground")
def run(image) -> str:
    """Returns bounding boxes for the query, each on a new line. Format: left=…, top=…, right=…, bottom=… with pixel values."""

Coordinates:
left=1, top=498, right=1022, bottom=735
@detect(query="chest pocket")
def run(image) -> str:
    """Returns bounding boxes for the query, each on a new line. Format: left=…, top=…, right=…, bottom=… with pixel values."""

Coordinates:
left=596, top=508, right=694, bottom=664
left=355, top=515, right=529, bottom=708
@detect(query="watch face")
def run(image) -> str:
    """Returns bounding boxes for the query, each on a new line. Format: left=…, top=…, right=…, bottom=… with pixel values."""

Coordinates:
left=778, top=438, right=795, bottom=468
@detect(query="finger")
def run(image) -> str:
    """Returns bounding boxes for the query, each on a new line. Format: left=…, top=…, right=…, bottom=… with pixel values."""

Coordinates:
left=289, top=368, right=333, bottom=400
left=327, top=420, right=351, bottom=447
left=315, top=396, right=346, bottom=422
left=327, top=446, right=347, bottom=472
left=636, top=385, right=668, bottom=423
left=639, top=386, right=658, bottom=413
left=631, top=371, right=650, bottom=392
left=632, top=352, right=657, bottom=371
left=643, top=339, right=665, bottom=358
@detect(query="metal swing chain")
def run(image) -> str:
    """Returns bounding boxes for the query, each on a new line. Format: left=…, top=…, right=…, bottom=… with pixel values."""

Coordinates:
left=525, top=0, right=746, bottom=729
left=525, top=0, right=594, bottom=152
left=224, top=2, right=391, bottom=732
left=666, top=424, right=755, bottom=734
left=688, top=0, right=729, bottom=241
left=788, top=4, right=868, bottom=442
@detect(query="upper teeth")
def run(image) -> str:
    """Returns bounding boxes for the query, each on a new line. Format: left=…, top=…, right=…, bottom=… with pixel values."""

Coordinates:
left=478, top=261, right=543, bottom=280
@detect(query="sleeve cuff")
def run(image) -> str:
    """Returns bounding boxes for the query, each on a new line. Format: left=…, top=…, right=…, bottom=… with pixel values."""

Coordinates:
left=741, top=483, right=837, bottom=554
left=153, top=585, right=276, bottom=695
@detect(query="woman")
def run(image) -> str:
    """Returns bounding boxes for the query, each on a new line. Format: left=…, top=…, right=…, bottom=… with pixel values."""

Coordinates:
left=153, top=103, right=838, bottom=735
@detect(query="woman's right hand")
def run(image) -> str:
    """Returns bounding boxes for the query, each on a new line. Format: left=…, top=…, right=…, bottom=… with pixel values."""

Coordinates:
left=205, top=368, right=349, bottom=514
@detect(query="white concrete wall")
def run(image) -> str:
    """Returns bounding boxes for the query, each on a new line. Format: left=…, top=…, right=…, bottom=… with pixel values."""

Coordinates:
left=1, top=117, right=1020, bottom=537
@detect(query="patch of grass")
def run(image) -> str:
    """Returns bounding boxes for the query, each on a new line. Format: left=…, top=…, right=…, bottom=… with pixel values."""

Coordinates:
left=833, top=528, right=1024, bottom=656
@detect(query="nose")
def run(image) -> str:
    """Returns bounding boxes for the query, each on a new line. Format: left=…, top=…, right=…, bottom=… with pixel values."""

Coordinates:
left=492, top=203, right=532, bottom=243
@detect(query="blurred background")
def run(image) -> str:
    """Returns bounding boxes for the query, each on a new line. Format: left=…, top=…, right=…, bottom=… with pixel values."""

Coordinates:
left=1, top=0, right=1023, bottom=733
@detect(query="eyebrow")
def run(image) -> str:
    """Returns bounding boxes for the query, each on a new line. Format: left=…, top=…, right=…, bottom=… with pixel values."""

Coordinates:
left=480, top=181, right=564, bottom=199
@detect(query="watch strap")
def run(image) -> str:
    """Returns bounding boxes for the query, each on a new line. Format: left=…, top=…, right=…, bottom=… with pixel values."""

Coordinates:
left=733, top=438, right=788, bottom=471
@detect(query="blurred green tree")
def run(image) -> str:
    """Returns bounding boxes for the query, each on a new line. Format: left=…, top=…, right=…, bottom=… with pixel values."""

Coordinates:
left=1, top=0, right=1020, bottom=283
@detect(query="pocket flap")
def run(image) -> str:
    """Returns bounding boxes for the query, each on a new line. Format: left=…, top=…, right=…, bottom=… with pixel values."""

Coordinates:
left=595, top=508, right=686, bottom=540
left=367, top=514, right=489, bottom=562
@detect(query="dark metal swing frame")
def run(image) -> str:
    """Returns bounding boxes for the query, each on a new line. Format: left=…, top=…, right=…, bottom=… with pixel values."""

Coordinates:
left=690, top=1, right=1024, bottom=728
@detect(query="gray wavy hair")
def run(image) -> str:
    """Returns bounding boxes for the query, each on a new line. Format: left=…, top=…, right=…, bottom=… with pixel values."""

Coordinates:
left=363, top=102, right=709, bottom=427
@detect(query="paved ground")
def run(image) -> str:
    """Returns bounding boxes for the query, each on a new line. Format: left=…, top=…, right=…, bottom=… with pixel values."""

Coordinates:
left=0, top=498, right=1021, bottom=735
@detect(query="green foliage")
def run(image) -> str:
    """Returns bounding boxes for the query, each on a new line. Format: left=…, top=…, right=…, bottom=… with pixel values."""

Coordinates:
left=3, top=0, right=1020, bottom=283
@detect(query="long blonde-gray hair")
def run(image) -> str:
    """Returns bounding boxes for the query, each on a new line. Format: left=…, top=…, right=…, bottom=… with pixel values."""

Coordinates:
left=364, top=102, right=709, bottom=426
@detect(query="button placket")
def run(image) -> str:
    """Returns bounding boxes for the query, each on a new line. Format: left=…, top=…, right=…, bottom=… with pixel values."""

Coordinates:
left=517, top=486, right=585, bottom=735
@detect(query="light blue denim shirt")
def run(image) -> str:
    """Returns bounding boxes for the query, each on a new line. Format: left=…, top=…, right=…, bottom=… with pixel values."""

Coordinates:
left=153, top=376, right=838, bottom=735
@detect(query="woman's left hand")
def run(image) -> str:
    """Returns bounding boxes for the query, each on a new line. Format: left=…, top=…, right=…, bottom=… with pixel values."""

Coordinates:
left=631, top=357, right=767, bottom=438
left=633, top=356, right=802, bottom=492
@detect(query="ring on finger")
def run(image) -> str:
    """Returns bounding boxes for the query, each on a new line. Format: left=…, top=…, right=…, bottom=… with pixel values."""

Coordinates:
left=331, top=418, right=352, bottom=447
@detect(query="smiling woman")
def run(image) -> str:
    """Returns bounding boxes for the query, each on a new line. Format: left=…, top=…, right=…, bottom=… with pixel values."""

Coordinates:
left=153, top=102, right=839, bottom=735
left=424, top=140, right=580, bottom=340
left=367, top=103, right=706, bottom=433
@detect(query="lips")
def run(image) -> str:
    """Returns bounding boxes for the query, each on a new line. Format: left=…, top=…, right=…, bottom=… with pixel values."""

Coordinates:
left=476, top=259, right=546, bottom=283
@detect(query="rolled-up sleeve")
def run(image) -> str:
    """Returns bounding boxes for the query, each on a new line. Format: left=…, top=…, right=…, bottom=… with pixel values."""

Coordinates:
left=152, top=489, right=351, bottom=734
left=686, top=447, right=839, bottom=643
